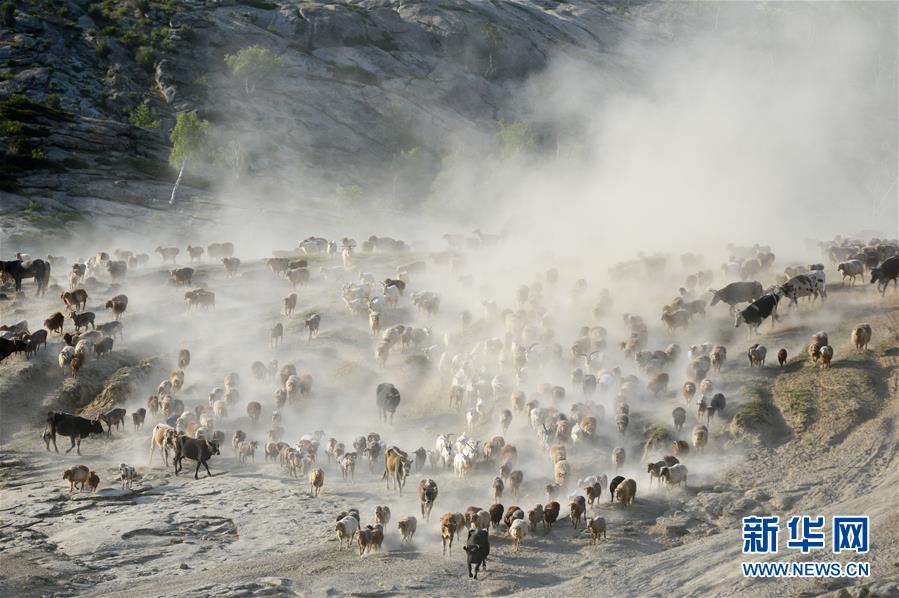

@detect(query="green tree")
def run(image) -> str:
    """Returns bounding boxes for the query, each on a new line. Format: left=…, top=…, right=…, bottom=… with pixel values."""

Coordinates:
left=128, top=103, right=160, bottom=129
left=224, top=44, right=283, bottom=95
left=168, top=112, right=209, bottom=204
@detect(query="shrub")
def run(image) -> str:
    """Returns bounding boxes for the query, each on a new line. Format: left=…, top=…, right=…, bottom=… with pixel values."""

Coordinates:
left=128, top=103, right=160, bottom=129
left=1, top=2, right=14, bottom=28
left=30, top=148, right=46, bottom=161
left=96, top=39, right=111, bottom=58
left=44, top=94, right=62, bottom=110
left=135, top=45, right=155, bottom=70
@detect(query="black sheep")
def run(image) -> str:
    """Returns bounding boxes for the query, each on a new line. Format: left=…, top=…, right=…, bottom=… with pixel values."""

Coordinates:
left=376, top=383, right=401, bottom=424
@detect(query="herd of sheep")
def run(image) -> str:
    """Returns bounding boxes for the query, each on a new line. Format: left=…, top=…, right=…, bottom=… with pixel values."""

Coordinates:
left=0, top=231, right=895, bottom=578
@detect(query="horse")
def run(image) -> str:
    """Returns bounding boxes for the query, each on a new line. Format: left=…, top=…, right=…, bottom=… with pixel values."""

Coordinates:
left=0, top=259, right=51, bottom=296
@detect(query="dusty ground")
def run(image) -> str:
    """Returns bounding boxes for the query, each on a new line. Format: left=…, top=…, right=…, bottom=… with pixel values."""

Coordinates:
left=0, top=244, right=897, bottom=598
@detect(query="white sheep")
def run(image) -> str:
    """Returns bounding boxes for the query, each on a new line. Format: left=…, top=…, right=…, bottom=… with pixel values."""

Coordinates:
left=509, top=518, right=528, bottom=551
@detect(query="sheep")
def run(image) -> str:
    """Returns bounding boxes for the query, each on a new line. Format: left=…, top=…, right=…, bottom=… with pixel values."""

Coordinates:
left=808, top=331, right=829, bottom=363
left=527, top=504, right=544, bottom=532
left=398, top=516, right=417, bottom=543
left=748, top=344, right=767, bottom=367
left=710, top=345, right=726, bottom=372
left=222, top=257, right=241, bottom=277
left=120, top=463, right=136, bottom=489
left=682, top=381, right=697, bottom=403
left=309, top=467, right=324, bottom=496
left=672, top=407, right=686, bottom=432
left=283, top=293, right=297, bottom=318
left=440, top=512, right=457, bottom=555
left=336, top=516, right=359, bottom=551
left=338, top=452, right=356, bottom=480
left=492, top=476, right=504, bottom=503
left=368, top=310, right=381, bottom=336
left=44, top=312, right=65, bottom=334
left=509, top=519, right=527, bottom=551
left=419, top=478, right=438, bottom=521
left=820, top=345, right=834, bottom=368
left=585, top=517, right=608, bottom=545
left=475, top=509, right=491, bottom=531
left=131, top=408, right=146, bottom=431
left=105, top=297, right=127, bottom=320
left=569, top=496, right=586, bottom=528
left=612, top=447, right=626, bottom=470
left=553, top=459, right=572, bottom=487
left=707, top=393, right=726, bottom=424
left=660, top=308, right=690, bottom=333
left=271, top=323, right=283, bottom=348
left=86, top=471, right=100, bottom=492
left=488, top=503, right=504, bottom=530
left=851, top=324, right=872, bottom=353
left=672, top=439, right=690, bottom=457
left=367, top=524, right=384, bottom=552
left=63, top=465, right=91, bottom=492
left=614, top=478, right=637, bottom=506
left=375, top=505, right=391, bottom=526
left=692, top=424, right=708, bottom=453
left=238, top=440, right=258, bottom=463
left=186, top=245, right=205, bottom=262
left=61, top=289, right=88, bottom=312
left=660, top=463, right=688, bottom=489
left=543, top=501, right=560, bottom=529
left=777, top=348, right=788, bottom=367
left=304, top=313, right=321, bottom=340
left=70, top=311, right=96, bottom=332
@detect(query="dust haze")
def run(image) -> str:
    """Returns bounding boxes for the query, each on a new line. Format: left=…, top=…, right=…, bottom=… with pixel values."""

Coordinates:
left=1, top=2, right=897, bottom=597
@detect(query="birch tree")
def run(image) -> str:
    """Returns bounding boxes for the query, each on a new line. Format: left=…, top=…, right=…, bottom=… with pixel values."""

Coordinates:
left=168, top=112, right=209, bottom=205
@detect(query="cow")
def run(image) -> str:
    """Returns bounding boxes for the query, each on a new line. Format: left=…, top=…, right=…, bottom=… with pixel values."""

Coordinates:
left=780, top=274, right=820, bottom=306
left=0, top=337, right=28, bottom=363
left=734, top=291, right=781, bottom=337
left=45, top=411, right=105, bottom=455
left=463, top=528, right=490, bottom=579
left=173, top=436, right=220, bottom=479
left=0, top=258, right=51, bottom=296
left=708, top=281, right=764, bottom=314
left=376, top=383, right=401, bottom=424
left=871, top=256, right=899, bottom=295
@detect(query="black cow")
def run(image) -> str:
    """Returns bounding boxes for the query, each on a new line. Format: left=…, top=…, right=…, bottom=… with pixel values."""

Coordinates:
left=708, top=281, right=764, bottom=314
left=0, top=337, right=28, bottom=363
left=376, top=383, right=401, bottom=424
left=0, top=259, right=51, bottom=296
left=871, top=256, right=899, bottom=295
left=173, top=436, right=220, bottom=479
left=45, top=411, right=105, bottom=455
left=463, top=528, right=490, bottom=579
left=734, top=292, right=781, bottom=336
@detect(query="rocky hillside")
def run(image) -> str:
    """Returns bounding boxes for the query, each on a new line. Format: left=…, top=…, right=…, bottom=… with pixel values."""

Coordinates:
left=0, top=0, right=646, bottom=239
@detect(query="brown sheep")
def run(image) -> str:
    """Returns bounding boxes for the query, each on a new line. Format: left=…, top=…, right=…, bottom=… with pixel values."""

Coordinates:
left=44, top=312, right=65, bottom=334
left=527, top=504, right=544, bottom=532
left=569, top=496, right=586, bottom=528
left=851, top=324, right=872, bottom=353
left=682, top=381, right=696, bottom=403
left=283, top=293, right=297, bottom=318
left=375, top=505, right=391, bottom=526
left=418, top=478, right=438, bottom=521
left=612, top=447, right=626, bottom=470
left=178, top=348, right=191, bottom=369
left=357, top=526, right=373, bottom=556
left=777, top=348, right=787, bottom=367
left=543, top=501, right=560, bottom=529
left=308, top=467, right=324, bottom=496
left=61, top=289, right=88, bottom=312
left=488, top=503, right=504, bottom=529
left=820, top=345, right=834, bottom=368
left=86, top=471, right=100, bottom=492
left=672, top=439, right=690, bottom=457
left=63, top=465, right=90, bottom=492
left=614, top=478, right=637, bottom=506
left=586, top=516, right=607, bottom=545
left=692, top=425, right=708, bottom=453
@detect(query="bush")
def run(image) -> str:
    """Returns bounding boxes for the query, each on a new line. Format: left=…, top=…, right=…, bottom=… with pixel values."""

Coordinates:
left=128, top=103, right=160, bottom=129
left=135, top=45, right=155, bottom=70
left=44, top=94, right=62, bottom=110
left=1, top=2, right=13, bottom=28
left=96, top=39, right=111, bottom=58
left=30, top=148, right=45, bottom=161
